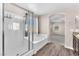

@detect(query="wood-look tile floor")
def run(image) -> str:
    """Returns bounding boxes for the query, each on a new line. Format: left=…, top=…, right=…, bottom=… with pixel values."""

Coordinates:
left=33, top=43, right=77, bottom=56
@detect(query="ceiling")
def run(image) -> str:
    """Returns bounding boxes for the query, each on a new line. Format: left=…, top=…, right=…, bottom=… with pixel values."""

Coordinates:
left=16, top=3, right=79, bottom=15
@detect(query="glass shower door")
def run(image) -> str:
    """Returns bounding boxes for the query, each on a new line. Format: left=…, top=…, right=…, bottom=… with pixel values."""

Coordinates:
left=3, top=3, right=34, bottom=56
left=3, top=4, right=32, bottom=56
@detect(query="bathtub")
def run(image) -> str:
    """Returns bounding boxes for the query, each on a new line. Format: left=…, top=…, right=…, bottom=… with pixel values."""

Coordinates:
left=20, top=34, right=48, bottom=56
left=33, top=34, right=48, bottom=54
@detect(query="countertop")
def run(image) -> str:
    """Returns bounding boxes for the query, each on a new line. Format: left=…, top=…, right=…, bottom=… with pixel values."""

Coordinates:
left=73, top=32, right=79, bottom=39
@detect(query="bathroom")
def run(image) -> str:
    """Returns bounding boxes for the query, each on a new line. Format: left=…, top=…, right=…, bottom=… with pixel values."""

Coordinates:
left=0, top=3, right=48, bottom=56
left=0, top=3, right=79, bottom=56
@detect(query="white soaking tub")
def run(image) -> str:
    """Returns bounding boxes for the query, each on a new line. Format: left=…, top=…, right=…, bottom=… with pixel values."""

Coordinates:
left=33, top=34, right=48, bottom=54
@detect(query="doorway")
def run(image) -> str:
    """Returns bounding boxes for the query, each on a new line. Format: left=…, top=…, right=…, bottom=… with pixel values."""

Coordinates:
left=49, top=13, right=65, bottom=45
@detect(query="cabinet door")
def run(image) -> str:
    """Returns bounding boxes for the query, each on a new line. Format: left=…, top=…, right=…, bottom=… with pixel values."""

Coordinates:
left=4, top=18, right=29, bottom=56
left=73, top=35, right=76, bottom=51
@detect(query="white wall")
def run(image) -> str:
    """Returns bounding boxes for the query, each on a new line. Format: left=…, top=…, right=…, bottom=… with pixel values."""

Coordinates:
left=65, top=11, right=77, bottom=49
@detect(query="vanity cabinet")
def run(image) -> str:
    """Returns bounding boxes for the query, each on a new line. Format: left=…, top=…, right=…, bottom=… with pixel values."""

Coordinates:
left=73, top=33, right=79, bottom=55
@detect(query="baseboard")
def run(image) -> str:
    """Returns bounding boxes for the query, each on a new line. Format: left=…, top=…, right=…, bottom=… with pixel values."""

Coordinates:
left=64, top=45, right=73, bottom=50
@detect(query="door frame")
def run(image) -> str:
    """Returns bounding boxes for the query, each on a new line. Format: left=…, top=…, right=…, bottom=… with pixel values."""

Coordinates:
left=49, top=13, right=66, bottom=46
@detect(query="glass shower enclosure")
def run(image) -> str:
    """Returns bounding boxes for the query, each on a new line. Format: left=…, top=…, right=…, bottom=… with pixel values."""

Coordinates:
left=3, top=3, right=34, bottom=56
